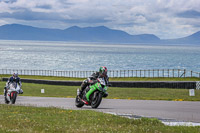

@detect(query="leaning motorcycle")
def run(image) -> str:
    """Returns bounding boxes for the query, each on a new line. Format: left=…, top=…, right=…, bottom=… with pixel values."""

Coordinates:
left=75, top=78, right=108, bottom=108
left=5, top=82, right=20, bottom=104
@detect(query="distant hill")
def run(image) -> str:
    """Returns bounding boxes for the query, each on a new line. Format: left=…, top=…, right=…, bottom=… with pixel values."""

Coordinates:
left=0, top=24, right=199, bottom=44
left=162, top=31, right=200, bottom=44
left=0, top=24, right=160, bottom=43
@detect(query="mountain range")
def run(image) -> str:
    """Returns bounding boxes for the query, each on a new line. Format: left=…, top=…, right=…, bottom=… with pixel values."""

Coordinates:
left=0, top=24, right=199, bottom=44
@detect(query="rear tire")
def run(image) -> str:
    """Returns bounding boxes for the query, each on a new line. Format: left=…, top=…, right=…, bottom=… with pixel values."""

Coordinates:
left=91, top=92, right=102, bottom=108
left=75, top=96, right=84, bottom=108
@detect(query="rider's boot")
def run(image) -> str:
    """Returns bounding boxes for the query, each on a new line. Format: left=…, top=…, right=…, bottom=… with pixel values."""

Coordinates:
left=79, top=81, right=87, bottom=96
left=19, top=89, right=23, bottom=94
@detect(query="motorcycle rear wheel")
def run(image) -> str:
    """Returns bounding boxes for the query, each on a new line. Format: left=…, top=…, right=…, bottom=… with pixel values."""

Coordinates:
left=75, top=96, right=84, bottom=108
left=91, top=92, right=102, bottom=108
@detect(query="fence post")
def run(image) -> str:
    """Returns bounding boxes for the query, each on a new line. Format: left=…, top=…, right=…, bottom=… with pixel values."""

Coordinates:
left=153, top=70, right=154, bottom=77
left=131, top=70, right=133, bottom=77
left=178, top=69, right=180, bottom=77
left=184, top=69, right=186, bottom=78
left=136, top=70, right=138, bottom=77
left=1, top=69, right=200, bottom=78
left=163, top=69, right=164, bottom=77
left=128, top=70, right=129, bottom=77
left=168, top=69, right=169, bottom=77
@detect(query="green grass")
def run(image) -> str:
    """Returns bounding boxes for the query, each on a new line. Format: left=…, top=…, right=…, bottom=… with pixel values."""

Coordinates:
left=0, top=104, right=200, bottom=133
left=1, top=81, right=200, bottom=101
left=1, top=74, right=200, bottom=81
left=109, top=87, right=200, bottom=101
left=1, top=77, right=200, bottom=132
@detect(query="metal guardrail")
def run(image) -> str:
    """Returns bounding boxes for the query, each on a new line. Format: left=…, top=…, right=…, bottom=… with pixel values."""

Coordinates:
left=0, top=69, right=200, bottom=78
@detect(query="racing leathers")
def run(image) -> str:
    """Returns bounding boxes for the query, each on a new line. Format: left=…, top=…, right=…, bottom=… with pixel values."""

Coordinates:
left=4, top=76, right=23, bottom=96
left=80, top=71, right=109, bottom=95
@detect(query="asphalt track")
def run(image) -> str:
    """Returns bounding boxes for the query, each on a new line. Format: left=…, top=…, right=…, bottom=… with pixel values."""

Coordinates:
left=1, top=95, right=200, bottom=123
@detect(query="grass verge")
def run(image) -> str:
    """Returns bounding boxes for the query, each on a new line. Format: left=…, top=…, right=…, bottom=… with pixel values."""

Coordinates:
left=0, top=104, right=200, bottom=133
left=0, top=81, right=199, bottom=101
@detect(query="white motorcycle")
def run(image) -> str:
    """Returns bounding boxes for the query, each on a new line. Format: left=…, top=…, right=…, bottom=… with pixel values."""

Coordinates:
left=5, top=82, right=21, bottom=104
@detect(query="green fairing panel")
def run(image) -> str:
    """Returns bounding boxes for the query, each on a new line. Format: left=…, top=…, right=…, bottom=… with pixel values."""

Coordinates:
left=86, top=83, right=102, bottom=101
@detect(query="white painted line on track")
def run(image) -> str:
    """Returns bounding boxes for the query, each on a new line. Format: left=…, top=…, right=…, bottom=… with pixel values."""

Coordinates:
left=105, top=112, right=200, bottom=126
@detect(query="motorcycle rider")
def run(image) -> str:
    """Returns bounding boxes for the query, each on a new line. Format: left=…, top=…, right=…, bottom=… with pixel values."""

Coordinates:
left=4, top=73, right=23, bottom=96
left=79, top=66, right=109, bottom=97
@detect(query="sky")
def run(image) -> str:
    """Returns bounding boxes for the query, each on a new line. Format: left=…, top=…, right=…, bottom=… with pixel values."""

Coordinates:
left=0, top=0, right=200, bottom=39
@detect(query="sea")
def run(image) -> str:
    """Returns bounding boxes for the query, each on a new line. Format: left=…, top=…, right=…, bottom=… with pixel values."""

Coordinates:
left=0, top=40, right=200, bottom=72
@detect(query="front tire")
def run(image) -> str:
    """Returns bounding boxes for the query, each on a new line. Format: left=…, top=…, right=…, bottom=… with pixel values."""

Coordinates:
left=11, top=93, right=17, bottom=104
left=5, top=96, right=10, bottom=104
left=91, top=92, right=102, bottom=108
left=75, top=96, right=84, bottom=108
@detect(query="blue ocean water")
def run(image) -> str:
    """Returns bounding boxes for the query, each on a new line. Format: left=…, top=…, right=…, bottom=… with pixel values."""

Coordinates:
left=0, top=40, right=200, bottom=72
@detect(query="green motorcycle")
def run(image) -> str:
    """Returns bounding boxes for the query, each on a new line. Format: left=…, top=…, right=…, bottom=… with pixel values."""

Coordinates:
left=75, top=78, right=108, bottom=108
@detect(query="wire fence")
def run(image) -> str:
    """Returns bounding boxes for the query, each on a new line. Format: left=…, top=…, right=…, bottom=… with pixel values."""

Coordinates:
left=0, top=69, right=200, bottom=78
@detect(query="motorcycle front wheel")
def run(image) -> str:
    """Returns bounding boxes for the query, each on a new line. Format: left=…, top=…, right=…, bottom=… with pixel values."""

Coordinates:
left=75, top=96, right=84, bottom=108
left=91, top=92, right=102, bottom=108
left=5, top=95, right=10, bottom=104
left=11, top=92, right=17, bottom=104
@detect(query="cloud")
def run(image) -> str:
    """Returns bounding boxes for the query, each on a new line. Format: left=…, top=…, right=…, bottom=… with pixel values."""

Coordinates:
left=0, top=9, right=63, bottom=21
left=0, top=0, right=200, bottom=39
left=0, top=0, right=17, bottom=4
left=177, top=10, right=200, bottom=18
left=36, top=4, right=52, bottom=9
